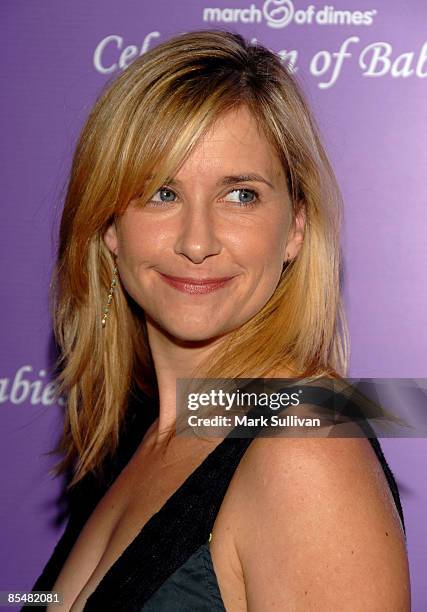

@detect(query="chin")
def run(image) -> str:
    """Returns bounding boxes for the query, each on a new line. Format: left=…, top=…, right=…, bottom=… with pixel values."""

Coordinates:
left=165, top=322, right=231, bottom=345
left=171, top=328, right=224, bottom=343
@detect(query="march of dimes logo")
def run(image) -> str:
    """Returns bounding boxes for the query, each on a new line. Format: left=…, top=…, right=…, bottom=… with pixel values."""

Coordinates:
left=202, top=0, right=377, bottom=28
left=92, top=1, right=427, bottom=89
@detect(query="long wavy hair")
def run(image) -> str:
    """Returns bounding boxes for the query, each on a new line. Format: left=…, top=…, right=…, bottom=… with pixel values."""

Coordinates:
left=48, top=29, right=349, bottom=488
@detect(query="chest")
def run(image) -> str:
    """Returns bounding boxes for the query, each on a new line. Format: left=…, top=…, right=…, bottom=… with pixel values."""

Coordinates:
left=49, top=438, right=247, bottom=611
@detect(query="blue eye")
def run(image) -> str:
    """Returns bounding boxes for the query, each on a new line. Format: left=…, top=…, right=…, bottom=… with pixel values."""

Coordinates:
left=151, top=188, right=176, bottom=203
left=146, top=186, right=260, bottom=208
left=224, top=188, right=259, bottom=206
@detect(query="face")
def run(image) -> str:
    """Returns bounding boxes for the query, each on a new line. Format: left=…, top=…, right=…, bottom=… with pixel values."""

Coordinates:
left=104, top=105, right=304, bottom=345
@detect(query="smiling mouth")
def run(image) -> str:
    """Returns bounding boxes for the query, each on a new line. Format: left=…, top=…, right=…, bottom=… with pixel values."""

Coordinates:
left=158, top=272, right=236, bottom=294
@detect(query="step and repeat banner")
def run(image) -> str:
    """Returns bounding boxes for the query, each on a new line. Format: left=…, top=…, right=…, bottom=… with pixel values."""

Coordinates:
left=1, top=1, right=426, bottom=608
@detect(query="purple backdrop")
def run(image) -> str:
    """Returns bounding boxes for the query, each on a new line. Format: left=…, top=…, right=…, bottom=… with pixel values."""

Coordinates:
left=1, top=1, right=426, bottom=609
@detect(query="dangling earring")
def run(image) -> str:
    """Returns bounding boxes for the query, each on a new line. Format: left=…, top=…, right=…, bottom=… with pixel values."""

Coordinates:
left=101, top=263, right=118, bottom=328
left=282, top=252, right=291, bottom=271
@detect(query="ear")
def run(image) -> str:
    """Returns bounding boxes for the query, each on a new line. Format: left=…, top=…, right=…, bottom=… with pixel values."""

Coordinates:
left=103, top=221, right=118, bottom=256
left=284, top=205, right=305, bottom=263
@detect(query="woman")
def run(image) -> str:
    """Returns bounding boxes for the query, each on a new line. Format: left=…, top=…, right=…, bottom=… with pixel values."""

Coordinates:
left=27, top=29, right=410, bottom=611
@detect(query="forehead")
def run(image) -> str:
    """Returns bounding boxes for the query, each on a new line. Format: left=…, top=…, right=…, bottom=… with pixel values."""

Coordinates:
left=177, top=106, right=283, bottom=179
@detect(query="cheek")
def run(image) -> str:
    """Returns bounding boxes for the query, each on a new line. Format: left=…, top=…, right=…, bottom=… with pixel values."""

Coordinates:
left=116, top=206, right=289, bottom=269
left=117, top=217, right=160, bottom=263
left=114, top=220, right=152, bottom=298
left=235, top=220, right=287, bottom=265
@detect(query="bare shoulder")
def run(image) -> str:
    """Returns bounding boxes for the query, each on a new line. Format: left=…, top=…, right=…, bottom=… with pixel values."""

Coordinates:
left=232, top=436, right=410, bottom=611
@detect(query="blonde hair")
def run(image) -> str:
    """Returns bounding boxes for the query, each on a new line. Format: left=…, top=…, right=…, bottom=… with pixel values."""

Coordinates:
left=48, top=29, right=349, bottom=488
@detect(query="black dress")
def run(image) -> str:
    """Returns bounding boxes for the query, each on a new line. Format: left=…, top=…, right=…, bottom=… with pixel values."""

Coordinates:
left=24, top=387, right=406, bottom=611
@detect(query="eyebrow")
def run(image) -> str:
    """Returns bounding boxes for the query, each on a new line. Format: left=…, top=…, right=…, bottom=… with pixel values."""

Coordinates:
left=152, top=173, right=275, bottom=190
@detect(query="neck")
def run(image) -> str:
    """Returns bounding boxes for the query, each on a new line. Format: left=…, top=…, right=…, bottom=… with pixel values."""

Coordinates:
left=145, top=317, right=230, bottom=441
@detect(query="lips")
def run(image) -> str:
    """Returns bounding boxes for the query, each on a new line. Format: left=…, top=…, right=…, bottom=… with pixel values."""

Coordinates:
left=160, top=273, right=234, bottom=284
left=158, top=272, right=236, bottom=294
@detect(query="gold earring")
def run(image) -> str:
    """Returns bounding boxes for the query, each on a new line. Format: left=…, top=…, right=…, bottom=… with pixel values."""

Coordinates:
left=101, top=264, right=118, bottom=328
left=282, top=253, right=292, bottom=274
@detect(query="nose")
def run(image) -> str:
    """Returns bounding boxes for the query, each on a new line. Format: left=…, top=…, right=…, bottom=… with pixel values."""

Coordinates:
left=173, top=202, right=222, bottom=264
